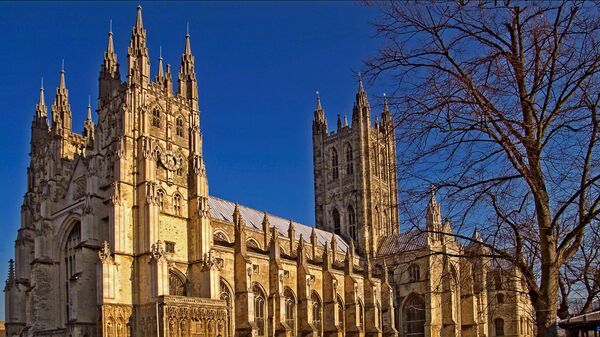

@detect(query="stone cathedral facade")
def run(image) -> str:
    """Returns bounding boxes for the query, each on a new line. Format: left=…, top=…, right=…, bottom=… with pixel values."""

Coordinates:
left=4, top=7, right=534, bottom=337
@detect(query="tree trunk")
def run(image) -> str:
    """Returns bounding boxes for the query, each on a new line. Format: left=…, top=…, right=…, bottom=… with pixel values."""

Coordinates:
left=535, top=263, right=560, bottom=337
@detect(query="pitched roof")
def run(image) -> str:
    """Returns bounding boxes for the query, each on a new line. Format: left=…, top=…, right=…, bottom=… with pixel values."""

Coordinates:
left=377, top=230, right=428, bottom=256
left=208, top=196, right=348, bottom=253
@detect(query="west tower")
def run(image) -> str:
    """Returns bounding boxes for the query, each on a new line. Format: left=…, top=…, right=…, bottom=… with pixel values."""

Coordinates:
left=312, top=81, right=399, bottom=257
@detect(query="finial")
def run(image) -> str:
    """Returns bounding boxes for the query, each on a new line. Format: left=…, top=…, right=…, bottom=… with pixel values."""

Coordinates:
left=61, top=59, right=65, bottom=72
left=59, top=60, right=66, bottom=89
left=109, top=19, right=113, bottom=34
left=186, top=22, right=190, bottom=37
left=344, top=114, right=348, bottom=127
left=41, top=77, right=44, bottom=89
left=136, top=5, right=143, bottom=29
left=159, top=46, right=162, bottom=59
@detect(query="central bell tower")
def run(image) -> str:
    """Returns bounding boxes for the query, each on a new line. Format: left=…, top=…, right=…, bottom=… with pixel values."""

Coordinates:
left=312, top=81, right=399, bottom=257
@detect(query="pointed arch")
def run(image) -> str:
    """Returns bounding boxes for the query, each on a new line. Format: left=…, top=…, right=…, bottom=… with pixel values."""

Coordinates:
left=347, top=205, right=357, bottom=243
left=246, top=238, right=261, bottom=250
left=173, top=192, right=183, bottom=215
left=168, top=269, right=187, bottom=296
left=311, top=291, right=322, bottom=336
left=357, top=299, right=365, bottom=328
left=337, top=295, right=345, bottom=330
left=345, top=143, right=354, bottom=175
left=157, top=189, right=165, bottom=210
left=252, top=283, right=267, bottom=337
left=331, top=147, right=339, bottom=180
left=152, top=107, right=161, bottom=128
left=332, top=208, right=341, bottom=235
left=64, top=220, right=81, bottom=321
left=284, top=287, right=297, bottom=335
left=404, top=294, right=425, bottom=337
left=220, top=279, right=234, bottom=337
left=213, top=229, right=231, bottom=244
left=175, top=116, right=185, bottom=137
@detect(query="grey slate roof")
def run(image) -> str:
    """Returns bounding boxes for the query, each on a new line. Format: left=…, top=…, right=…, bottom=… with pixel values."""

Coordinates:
left=377, top=230, right=428, bottom=256
left=208, top=196, right=348, bottom=253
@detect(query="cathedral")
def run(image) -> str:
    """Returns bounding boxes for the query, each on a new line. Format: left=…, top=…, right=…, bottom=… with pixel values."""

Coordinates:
left=4, top=7, right=534, bottom=337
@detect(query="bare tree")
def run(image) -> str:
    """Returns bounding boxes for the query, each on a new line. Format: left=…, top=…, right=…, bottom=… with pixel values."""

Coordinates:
left=558, top=222, right=600, bottom=318
left=364, top=2, right=600, bottom=337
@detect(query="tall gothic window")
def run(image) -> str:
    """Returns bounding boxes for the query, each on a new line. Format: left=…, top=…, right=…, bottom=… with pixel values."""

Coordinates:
left=337, top=296, right=345, bottom=331
left=176, top=117, right=184, bottom=137
left=173, top=194, right=182, bottom=215
left=312, top=292, right=322, bottom=336
left=157, top=189, right=165, bottom=210
left=169, top=270, right=186, bottom=296
left=347, top=205, right=357, bottom=243
left=65, top=222, right=81, bottom=321
left=253, top=284, right=266, bottom=337
left=409, top=264, right=421, bottom=282
left=345, top=144, right=353, bottom=175
left=358, top=301, right=364, bottom=328
left=333, top=208, right=341, bottom=235
left=405, top=295, right=425, bottom=337
left=284, top=288, right=297, bottom=335
left=221, top=281, right=234, bottom=337
left=494, top=318, right=505, bottom=336
left=152, top=108, right=161, bottom=128
left=331, top=148, right=339, bottom=180
left=373, top=149, right=379, bottom=177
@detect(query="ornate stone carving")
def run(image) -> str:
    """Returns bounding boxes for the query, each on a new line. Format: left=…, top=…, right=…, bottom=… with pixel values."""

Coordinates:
left=73, top=176, right=86, bottom=200
left=111, top=181, right=121, bottom=205
left=151, top=240, right=166, bottom=261
left=159, top=150, right=182, bottom=172
left=98, top=241, right=113, bottom=263
left=201, top=250, right=224, bottom=271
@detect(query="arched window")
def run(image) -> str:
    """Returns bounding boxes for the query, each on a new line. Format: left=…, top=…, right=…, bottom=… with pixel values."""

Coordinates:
left=168, top=270, right=186, bottom=296
left=337, top=296, right=345, bottom=330
left=176, top=117, right=184, bottom=137
left=220, top=280, right=234, bottom=337
left=347, top=205, right=357, bottom=243
left=372, top=149, right=379, bottom=177
left=345, top=144, right=353, bottom=175
left=405, top=295, right=425, bottom=337
left=173, top=194, right=182, bottom=215
left=494, top=318, right=505, bottom=336
left=284, top=288, right=296, bottom=335
left=358, top=301, right=364, bottom=328
left=497, top=293, right=504, bottom=304
left=409, top=264, right=420, bottom=282
left=65, top=222, right=81, bottom=321
left=311, top=292, right=322, bottom=336
left=333, top=209, right=341, bottom=235
left=331, top=148, right=339, bottom=180
left=157, top=189, right=165, bottom=210
left=376, top=303, right=382, bottom=328
left=253, top=284, right=266, bottom=337
left=152, top=108, right=161, bottom=128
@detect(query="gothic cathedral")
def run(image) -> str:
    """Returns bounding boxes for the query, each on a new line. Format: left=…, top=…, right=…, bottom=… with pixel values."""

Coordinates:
left=5, top=7, right=534, bottom=337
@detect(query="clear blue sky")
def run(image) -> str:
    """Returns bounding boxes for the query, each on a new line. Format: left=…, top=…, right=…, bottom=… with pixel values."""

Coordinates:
left=0, top=2, right=388, bottom=318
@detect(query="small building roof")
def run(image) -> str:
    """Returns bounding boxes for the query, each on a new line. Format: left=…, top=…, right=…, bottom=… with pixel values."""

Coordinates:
left=377, top=230, right=428, bottom=256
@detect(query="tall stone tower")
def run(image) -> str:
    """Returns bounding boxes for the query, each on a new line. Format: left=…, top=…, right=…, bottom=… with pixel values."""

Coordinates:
left=312, top=80, right=399, bottom=257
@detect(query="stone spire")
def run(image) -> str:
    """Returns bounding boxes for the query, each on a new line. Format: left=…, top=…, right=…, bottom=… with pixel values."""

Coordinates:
left=156, top=46, right=165, bottom=83
left=127, top=5, right=150, bottom=85
left=35, top=78, right=48, bottom=120
left=426, top=185, right=442, bottom=234
left=313, top=91, right=326, bottom=123
left=352, top=75, right=371, bottom=122
left=51, top=62, right=72, bottom=133
left=99, top=21, right=121, bottom=103
left=288, top=219, right=296, bottom=254
left=382, top=93, right=392, bottom=126
left=83, top=96, right=95, bottom=146
left=337, top=114, right=342, bottom=130
left=262, top=212, right=271, bottom=248
left=178, top=27, right=198, bottom=107
left=344, top=114, right=349, bottom=127
left=310, top=227, right=317, bottom=259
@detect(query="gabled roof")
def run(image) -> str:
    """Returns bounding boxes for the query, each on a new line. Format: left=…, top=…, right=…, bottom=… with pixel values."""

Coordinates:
left=377, top=230, right=428, bottom=256
left=208, top=196, right=348, bottom=253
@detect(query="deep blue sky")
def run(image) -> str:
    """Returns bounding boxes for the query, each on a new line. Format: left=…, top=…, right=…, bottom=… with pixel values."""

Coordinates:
left=0, top=2, right=388, bottom=318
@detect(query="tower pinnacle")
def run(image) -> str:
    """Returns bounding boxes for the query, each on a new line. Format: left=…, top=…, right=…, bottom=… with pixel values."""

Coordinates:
left=35, top=77, right=47, bottom=119
left=178, top=29, right=198, bottom=105
left=51, top=64, right=72, bottom=133
left=127, top=5, right=149, bottom=84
